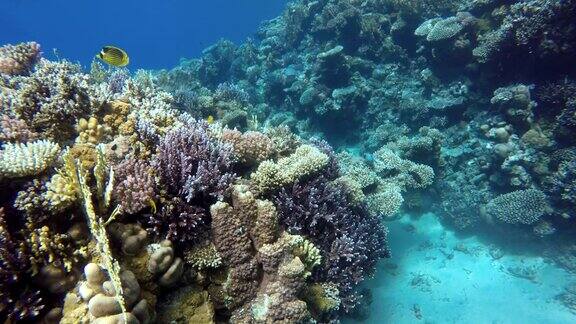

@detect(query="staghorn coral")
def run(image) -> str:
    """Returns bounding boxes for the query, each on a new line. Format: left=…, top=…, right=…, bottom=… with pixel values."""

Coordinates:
left=0, top=42, right=41, bottom=75
left=153, top=119, right=236, bottom=203
left=250, top=144, right=329, bottom=194
left=0, top=140, right=60, bottom=178
left=485, top=189, right=549, bottom=225
left=113, top=157, right=156, bottom=215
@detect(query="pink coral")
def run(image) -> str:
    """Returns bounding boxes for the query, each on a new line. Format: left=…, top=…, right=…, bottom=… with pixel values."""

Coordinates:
left=113, top=157, right=156, bottom=215
left=0, top=115, right=39, bottom=142
left=0, top=42, right=41, bottom=76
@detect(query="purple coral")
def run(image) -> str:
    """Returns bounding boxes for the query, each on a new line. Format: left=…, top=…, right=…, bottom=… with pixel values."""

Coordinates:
left=145, top=197, right=208, bottom=244
left=273, top=176, right=389, bottom=313
left=113, top=157, right=156, bottom=215
left=153, top=119, right=236, bottom=203
left=0, top=208, right=45, bottom=321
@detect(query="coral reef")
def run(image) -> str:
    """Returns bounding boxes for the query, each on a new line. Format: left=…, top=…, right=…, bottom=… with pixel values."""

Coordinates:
left=3, top=0, right=576, bottom=320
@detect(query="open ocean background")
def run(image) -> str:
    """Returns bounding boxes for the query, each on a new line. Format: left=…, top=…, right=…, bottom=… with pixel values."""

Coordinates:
left=0, top=0, right=287, bottom=69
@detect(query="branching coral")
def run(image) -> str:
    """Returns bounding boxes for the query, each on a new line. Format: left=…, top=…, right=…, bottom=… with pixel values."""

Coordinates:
left=0, top=42, right=41, bottom=75
left=250, top=144, right=329, bottom=194
left=113, top=157, right=156, bottom=215
left=0, top=208, right=45, bottom=321
left=5, top=59, right=104, bottom=140
left=485, top=189, right=549, bottom=225
left=145, top=196, right=207, bottom=245
left=221, top=128, right=275, bottom=165
left=0, top=140, right=60, bottom=178
left=153, top=119, right=236, bottom=203
left=0, top=114, right=39, bottom=142
left=274, top=174, right=389, bottom=312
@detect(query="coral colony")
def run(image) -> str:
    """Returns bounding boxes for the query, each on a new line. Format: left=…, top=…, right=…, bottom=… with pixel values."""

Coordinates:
left=1, top=0, right=576, bottom=322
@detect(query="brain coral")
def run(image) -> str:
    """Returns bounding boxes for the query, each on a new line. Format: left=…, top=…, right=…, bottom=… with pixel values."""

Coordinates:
left=485, top=189, right=548, bottom=225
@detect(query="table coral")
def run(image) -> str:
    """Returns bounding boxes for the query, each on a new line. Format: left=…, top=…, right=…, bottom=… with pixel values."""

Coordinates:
left=0, top=140, right=60, bottom=178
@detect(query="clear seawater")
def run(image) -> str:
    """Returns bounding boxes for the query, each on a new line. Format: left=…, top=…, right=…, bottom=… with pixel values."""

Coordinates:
left=1, top=0, right=288, bottom=69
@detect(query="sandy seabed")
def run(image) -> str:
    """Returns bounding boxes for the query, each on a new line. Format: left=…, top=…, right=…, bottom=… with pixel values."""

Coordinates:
left=349, top=213, right=576, bottom=324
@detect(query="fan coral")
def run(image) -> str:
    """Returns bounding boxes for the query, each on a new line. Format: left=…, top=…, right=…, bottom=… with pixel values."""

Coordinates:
left=0, top=42, right=41, bottom=75
left=154, top=119, right=236, bottom=202
left=250, top=144, right=329, bottom=194
left=485, top=189, right=549, bottom=225
left=113, top=157, right=156, bottom=215
left=0, top=140, right=60, bottom=178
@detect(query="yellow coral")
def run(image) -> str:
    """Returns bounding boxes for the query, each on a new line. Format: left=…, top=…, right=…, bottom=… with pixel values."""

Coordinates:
left=45, top=173, right=77, bottom=212
left=250, top=144, right=329, bottom=194
left=76, top=117, right=110, bottom=144
left=292, top=236, right=322, bottom=273
left=304, top=283, right=340, bottom=315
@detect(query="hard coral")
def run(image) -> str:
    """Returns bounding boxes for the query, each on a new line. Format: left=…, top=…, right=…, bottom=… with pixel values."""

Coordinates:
left=153, top=119, right=236, bottom=203
left=485, top=189, right=548, bottom=225
left=0, top=42, right=41, bottom=75
left=145, top=197, right=207, bottom=245
left=0, top=140, right=60, bottom=178
left=113, top=157, right=156, bottom=215
left=274, top=174, right=389, bottom=312
left=250, top=144, right=329, bottom=194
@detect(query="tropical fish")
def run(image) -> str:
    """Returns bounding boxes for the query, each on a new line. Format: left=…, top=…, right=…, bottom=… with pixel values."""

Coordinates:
left=96, top=45, right=129, bottom=67
left=206, top=115, right=215, bottom=124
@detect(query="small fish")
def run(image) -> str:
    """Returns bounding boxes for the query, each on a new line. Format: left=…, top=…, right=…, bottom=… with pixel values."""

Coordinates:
left=206, top=115, right=215, bottom=124
left=96, top=45, right=129, bottom=67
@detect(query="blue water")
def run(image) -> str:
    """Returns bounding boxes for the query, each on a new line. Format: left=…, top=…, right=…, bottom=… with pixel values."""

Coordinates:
left=0, top=0, right=287, bottom=69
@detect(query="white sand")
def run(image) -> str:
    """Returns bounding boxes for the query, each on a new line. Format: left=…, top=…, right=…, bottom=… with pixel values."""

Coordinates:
left=346, top=213, right=575, bottom=324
